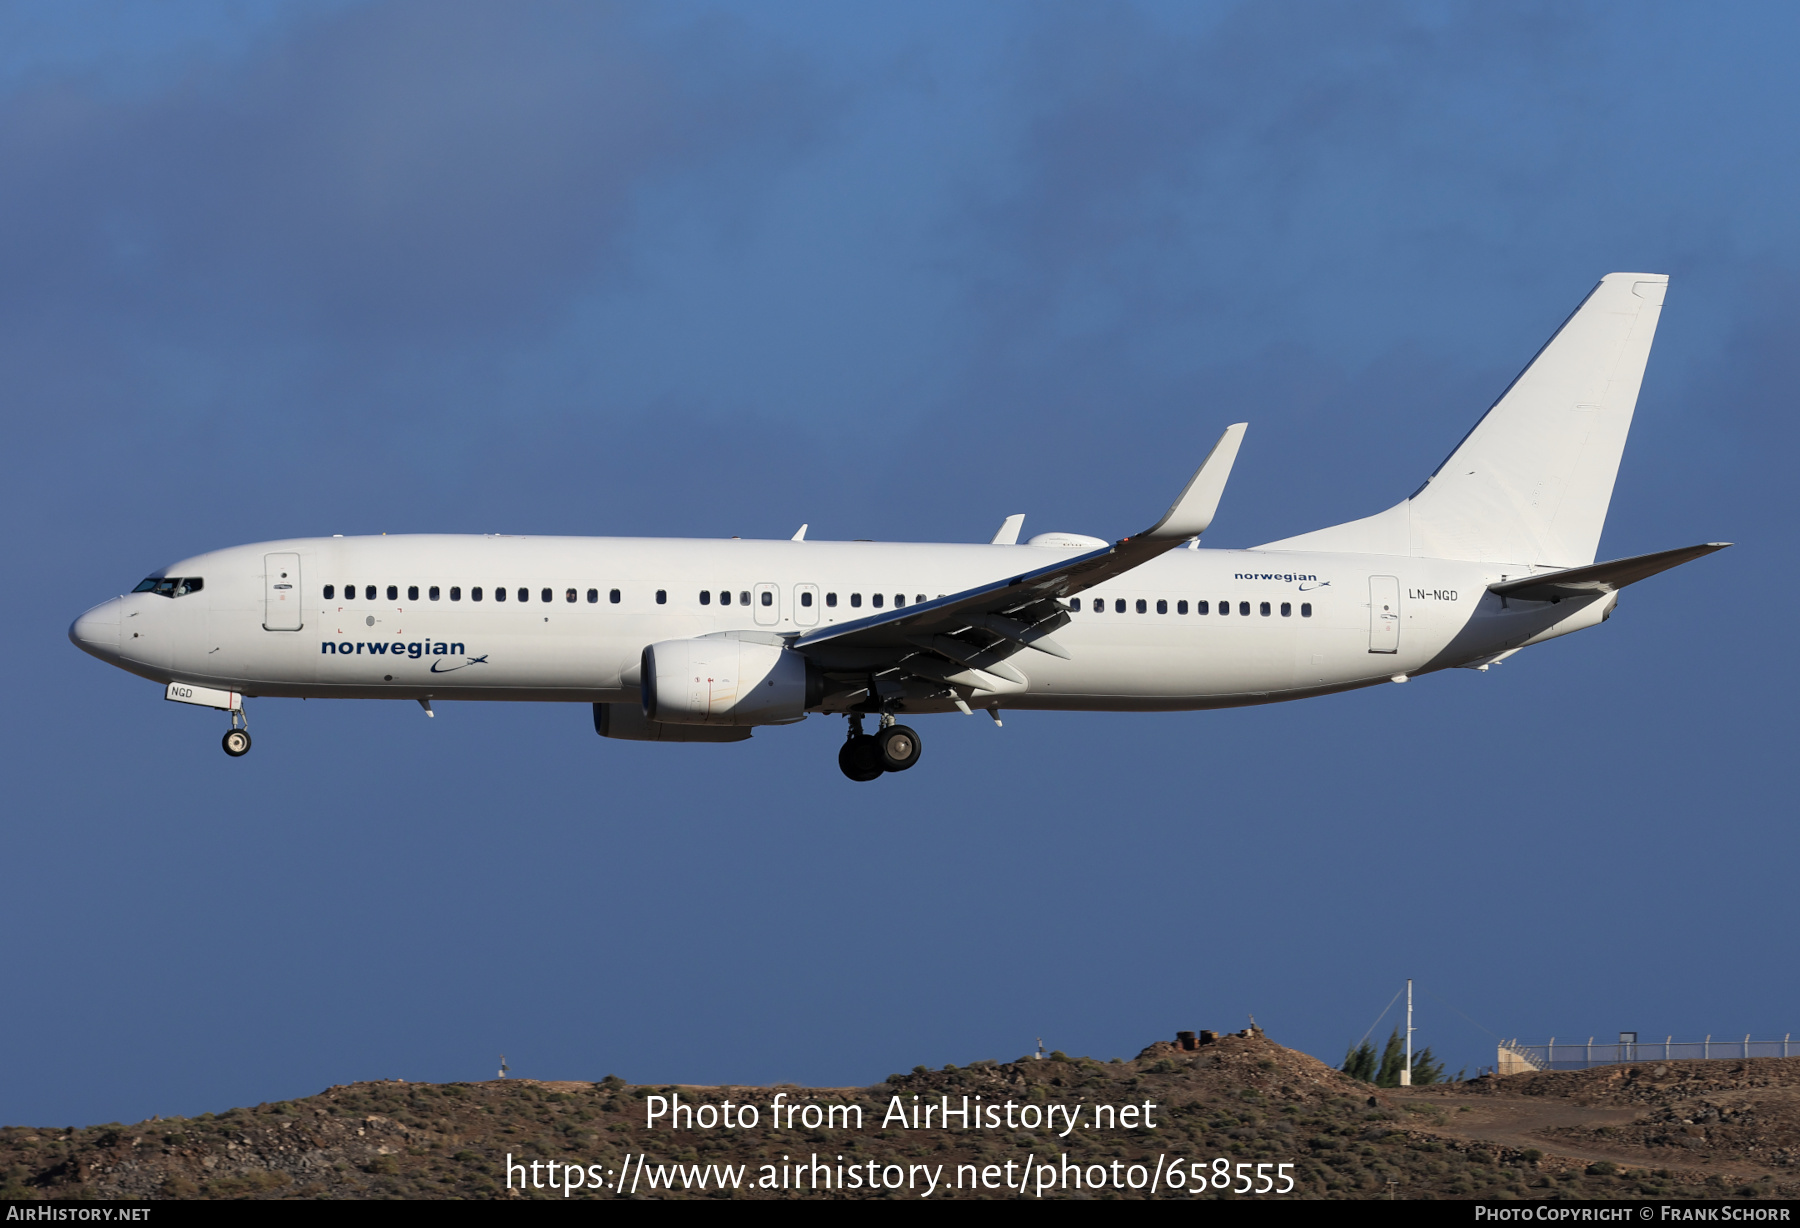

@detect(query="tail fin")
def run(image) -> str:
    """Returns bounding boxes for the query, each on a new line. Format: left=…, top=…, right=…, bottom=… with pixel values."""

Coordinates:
left=1260, top=273, right=1668, bottom=567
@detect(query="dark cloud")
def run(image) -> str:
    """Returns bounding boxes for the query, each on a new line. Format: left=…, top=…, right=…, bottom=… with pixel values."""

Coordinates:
left=0, top=1, right=824, bottom=411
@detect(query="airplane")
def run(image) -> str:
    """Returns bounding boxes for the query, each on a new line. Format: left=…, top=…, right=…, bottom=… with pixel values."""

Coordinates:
left=69, top=272, right=1728, bottom=781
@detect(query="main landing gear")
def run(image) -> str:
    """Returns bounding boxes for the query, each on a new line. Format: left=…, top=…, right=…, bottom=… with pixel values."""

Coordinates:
left=221, top=708, right=251, bottom=757
left=839, top=715, right=922, bottom=782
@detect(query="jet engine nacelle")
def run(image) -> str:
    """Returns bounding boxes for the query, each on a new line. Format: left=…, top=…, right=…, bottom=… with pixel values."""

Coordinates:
left=641, top=637, right=815, bottom=726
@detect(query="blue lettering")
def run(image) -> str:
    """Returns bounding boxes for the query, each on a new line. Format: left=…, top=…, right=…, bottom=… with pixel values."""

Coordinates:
left=451, top=642, right=465, bottom=655
left=408, top=643, right=423, bottom=659
left=321, top=642, right=336, bottom=654
left=355, top=643, right=364, bottom=654
left=433, top=643, right=448, bottom=655
left=368, top=642, right=388, bottom=655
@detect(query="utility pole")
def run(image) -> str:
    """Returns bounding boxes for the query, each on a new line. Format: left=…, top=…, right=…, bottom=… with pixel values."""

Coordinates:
left=1399, top=979, right=1413, bottom=1087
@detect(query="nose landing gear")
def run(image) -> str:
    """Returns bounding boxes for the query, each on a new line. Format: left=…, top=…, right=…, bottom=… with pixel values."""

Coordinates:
left=838, top=714, right=922, bottom=781
left=221, top=707, right=251, bottom=757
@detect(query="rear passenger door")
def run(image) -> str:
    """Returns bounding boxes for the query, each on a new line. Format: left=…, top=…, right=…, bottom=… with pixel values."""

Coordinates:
left=1368, top=575, right=1399, bottom=654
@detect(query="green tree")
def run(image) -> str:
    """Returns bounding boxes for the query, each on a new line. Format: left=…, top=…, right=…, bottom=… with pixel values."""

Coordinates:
left=1341, top=1039, right=1377, bottom=1082
left=1343, top=1029, right=1448, bottom=1086
left=1374, top=1028, right=1408, bottom=1087
left=1410, top=1046, right=1445, bottom=1086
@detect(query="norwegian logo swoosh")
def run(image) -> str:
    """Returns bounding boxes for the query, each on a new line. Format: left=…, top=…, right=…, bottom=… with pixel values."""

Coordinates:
left=430, top=655, right=489, bottom=674
left=1298, top=582, right=1332, bottom=592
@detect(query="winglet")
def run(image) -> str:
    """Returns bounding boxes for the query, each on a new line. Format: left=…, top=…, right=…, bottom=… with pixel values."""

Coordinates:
left=990, top=514, right=1025, bottom=545
left=1142, top=423, right=1247, bottom=540
left=791, top=524, right=808, bottom=542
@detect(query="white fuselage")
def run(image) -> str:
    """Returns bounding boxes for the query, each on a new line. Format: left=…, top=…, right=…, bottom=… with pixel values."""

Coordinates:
left=69, top=534, right=1607, bottom=715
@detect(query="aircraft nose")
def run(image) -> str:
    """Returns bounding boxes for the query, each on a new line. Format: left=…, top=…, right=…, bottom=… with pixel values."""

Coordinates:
left=69, top=597, right=122, bottom=659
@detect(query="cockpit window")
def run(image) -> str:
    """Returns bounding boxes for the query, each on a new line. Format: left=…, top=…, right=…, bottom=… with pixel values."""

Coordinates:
left=132, top=577, right=203, bottom=598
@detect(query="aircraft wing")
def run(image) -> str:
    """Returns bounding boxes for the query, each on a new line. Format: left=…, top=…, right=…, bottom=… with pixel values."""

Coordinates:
left=792, top=424, right=1245, bottom=697
left=1487, top=541, right=1730, bottom=602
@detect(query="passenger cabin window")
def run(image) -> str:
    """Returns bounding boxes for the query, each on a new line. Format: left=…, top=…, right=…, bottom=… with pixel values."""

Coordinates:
left=1301, top=602, right=1312, bottom=617
left=1071, top=597, right=1082, bottom=612
left=586, top=589, right=598, bottom=603
left=1177, top=600, right=1188, bottom=614
left=720, top=590, right=732, bottom=605
left=851, top=594, right=862, bottom=608
left=700, top=590, right=712, bottom=605
left=364, top=585, right=376, bottom=600
left=609, top=589, right=620, bottom=603
left=1136, top=598, right=1147, bottom=613
left=541, top=588, right=551, bottom=603
left=388, top=585, right=399, bottom=601
left=323, top=584, right=335, bottom=600
left=872, top=594, right=884, bottom=608
left=451, top=587, right=462, bottom=601
left=894, top=594, right=905, bottom=607
left=656, top=590, right=667, bottom=605
left=472, top=587, right=483, bottom=602
left=408, top=586, right=419, bottom=601
left=916, top=595, right=926, bottom=605
left=1260, top=601, right=1271, bottom=616
left=826, top=592, right=838, bottom=607
left=519, top=588, right=529, bottom=603
left=1239, top=601, right=1250, bottom=616
left=1115, top=598, right=1126, bottom=613
left=495, top=586, right=506, bottom=602
left=1196, top=600, right=1208, bottom=614
left=1280, top=602, right=1291, bottom=617
left=565, top=589, right=576, bottom=603
left=739, top=591, right=749, bottom=606
left=1219, top=600, right=1229, bottom=615
left=430, top=586, right=440, bottom=601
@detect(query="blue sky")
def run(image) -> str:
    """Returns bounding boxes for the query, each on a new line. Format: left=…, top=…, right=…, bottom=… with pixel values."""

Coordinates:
left=4, top=1, right=1796, bottom=1126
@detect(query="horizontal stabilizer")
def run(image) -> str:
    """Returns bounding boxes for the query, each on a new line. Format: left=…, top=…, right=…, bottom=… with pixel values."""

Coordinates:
left=1489, top=542, right=1730, bottom=602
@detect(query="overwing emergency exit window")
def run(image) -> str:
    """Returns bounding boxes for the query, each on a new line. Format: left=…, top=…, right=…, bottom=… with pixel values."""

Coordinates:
left=800, top=591, right=813, bottom=607
left=761, top=591, right=774, bottom=607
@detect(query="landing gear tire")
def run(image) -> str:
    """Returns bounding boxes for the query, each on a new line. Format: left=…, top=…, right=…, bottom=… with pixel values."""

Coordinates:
left=875, top=724, right=922, bottom=772
left=838, top=737, right=883, bottom=782
left=222, top=728, right=252, bottom=757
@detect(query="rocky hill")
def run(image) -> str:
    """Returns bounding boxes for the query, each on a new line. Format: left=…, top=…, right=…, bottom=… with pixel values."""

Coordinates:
left=3, top=1031, right=1796, bottom=1200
